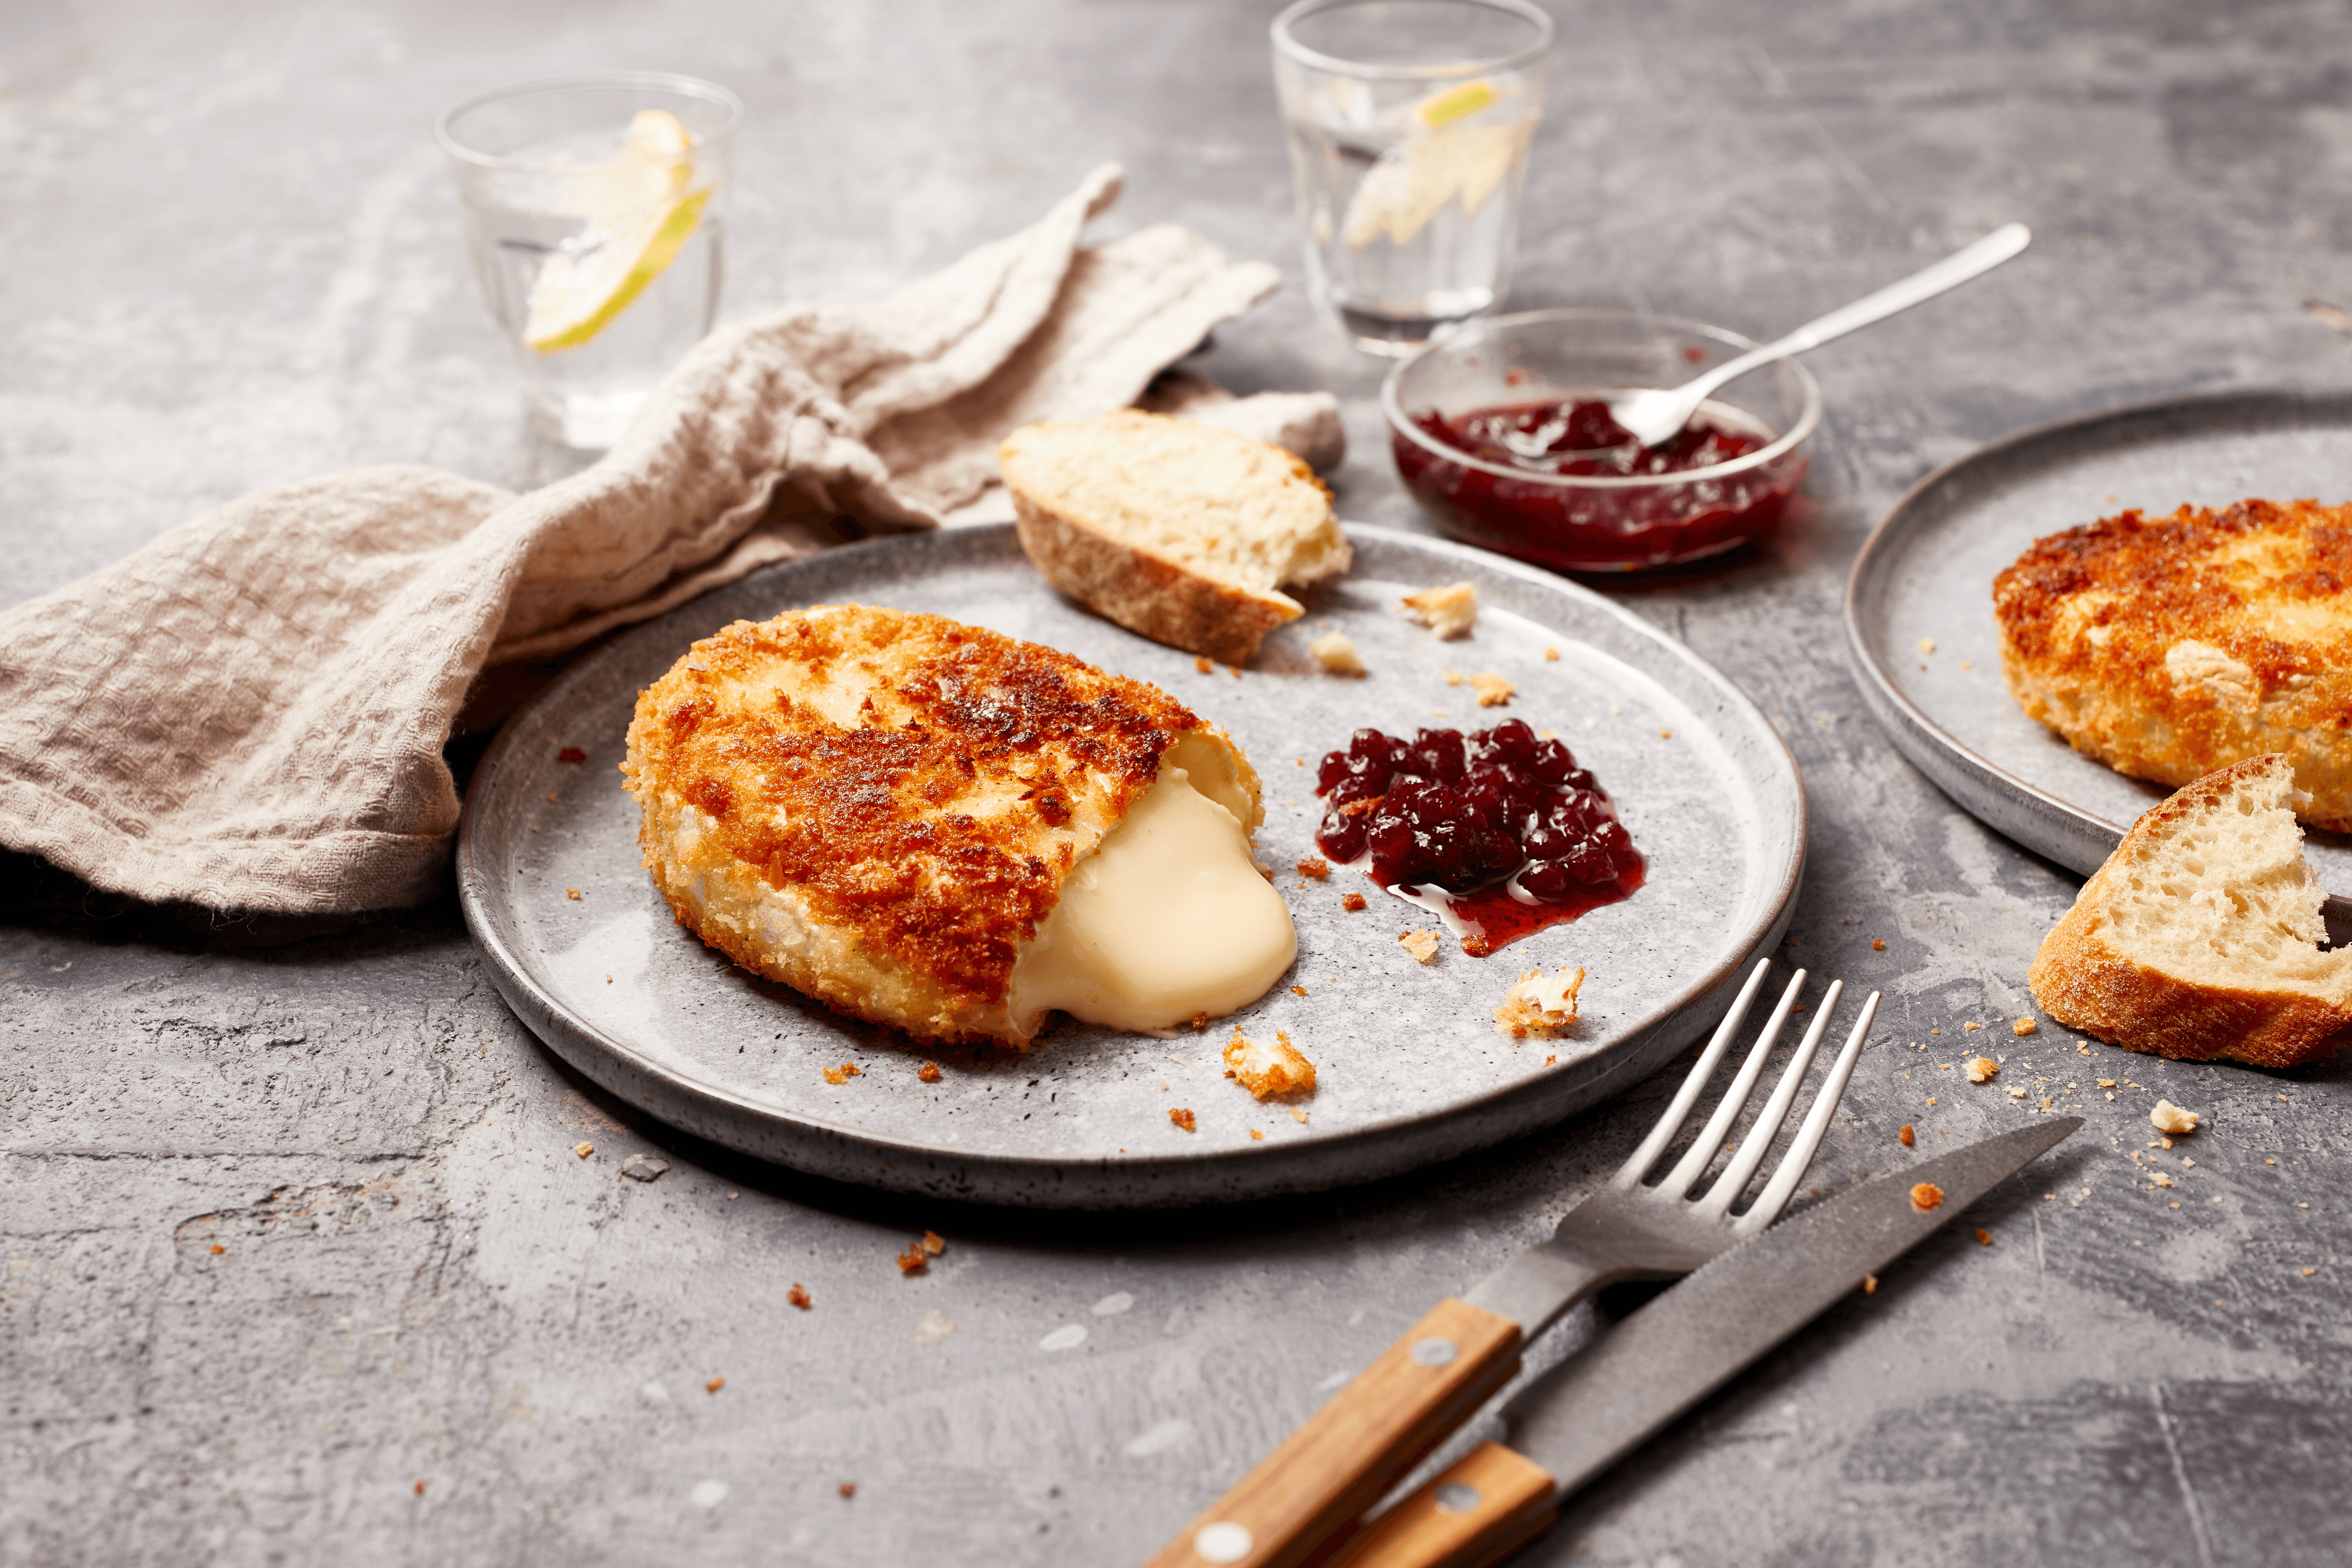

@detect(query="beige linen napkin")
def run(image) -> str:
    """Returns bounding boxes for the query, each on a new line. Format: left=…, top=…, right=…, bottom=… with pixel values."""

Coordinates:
left=0, top=164, right=1303, bottom=915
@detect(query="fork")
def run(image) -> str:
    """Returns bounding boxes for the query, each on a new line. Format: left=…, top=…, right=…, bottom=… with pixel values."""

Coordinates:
left=1146, top=959, right=1879, bottom=1568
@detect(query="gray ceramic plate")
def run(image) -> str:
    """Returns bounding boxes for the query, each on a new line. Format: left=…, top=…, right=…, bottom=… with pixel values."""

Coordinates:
left=457, top=523, right=1804, bottom=1208
left=1845, top=389, right=2352, bottom=901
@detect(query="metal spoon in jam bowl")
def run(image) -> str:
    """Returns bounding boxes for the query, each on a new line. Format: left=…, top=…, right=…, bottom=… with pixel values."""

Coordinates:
left=1606, top=222, right=2031, bottom=449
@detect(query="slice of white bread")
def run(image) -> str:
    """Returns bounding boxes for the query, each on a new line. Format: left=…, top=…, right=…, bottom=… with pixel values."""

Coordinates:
left=2029, top=753, right=2352, bottom=1067
left=999, top=410, right=1352, bottom=664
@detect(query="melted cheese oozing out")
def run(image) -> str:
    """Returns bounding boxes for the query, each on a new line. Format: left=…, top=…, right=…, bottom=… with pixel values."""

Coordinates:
left=1008, top=759, right=1296, bottom=1034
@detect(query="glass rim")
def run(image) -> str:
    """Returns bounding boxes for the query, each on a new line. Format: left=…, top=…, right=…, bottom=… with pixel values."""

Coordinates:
left=1380, top=308, right=1825, bottom=490
left=434, top=71, right=744, bottom=172
left=1271, top=0, right=1555, bottom=81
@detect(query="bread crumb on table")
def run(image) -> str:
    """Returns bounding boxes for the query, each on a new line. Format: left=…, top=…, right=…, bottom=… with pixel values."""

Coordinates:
left=565, top=888, right=582, bottom=901
left=1341, top=892, right=1367, bottom=912
left=1195, top=656, right=1213, bottom=674
left=1297, top=857, right=1329, bottom=879
left=1917, top=637, right=1936, bottom=655
left=1290, top=984, right=1309, bottom=996
left=1966, top=1057, right=2000, bottom=1083
left=1401, top=581, right=1478, bottom=638
left=1400, top=930, right=1443, bottom=964
left=787, top=1283, right=811, bottom=1309
left=1470, top=671, right=1516, bottom=707
left=839, top=1481, right=857, bottom=1498
left=1911, top=1182, right=1945, bottom=1211
left=1249, top=1129, right=1264, bottom=1140
left=1168, top=1108, right=1197, bottom=1132
left=1899, top=1124, right=1915, bottom=1146
left=1974, top=1228, right=1993, bottom=1245
left=2012, top=1017, right=2037, bottom=1035
left=1494, top=966, right=1585, bottom=1038
left=1309, top=632, right=1366, bottom=676
left=2150, top=1099, right=2200, bottom=1135
left=1543, top=645, right=1560, bottom=661
left=1290, top=1106, right=1310, bottom=1124
left=1963, top=1020, right=1982, bottom=1031
left=1872, top=939, right=1886, bottom=950
left=823, top=1063, right=862, bottom=1085
left=918, top=1062, right=942, bottom=1083
left=896, top=1240, right=929, bottom=1274
left=1223, top=1027, right=1318, bottom=1098
left=705, top=1376, right=725, bottom=1394
left=573, top=1141, right=595, bottom=1159
left=1863, top=1274, right=1879, bottom=1295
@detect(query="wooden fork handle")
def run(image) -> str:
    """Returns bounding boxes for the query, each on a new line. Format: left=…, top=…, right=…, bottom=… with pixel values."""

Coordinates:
left=1144, top=1297, right=1522, bottom=1568
left=1329, top=1442, right=1561, bottom=1568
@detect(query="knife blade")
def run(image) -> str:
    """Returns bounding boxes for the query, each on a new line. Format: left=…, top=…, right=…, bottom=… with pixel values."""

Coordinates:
left=1333, top=1117, right=2084, bottom=1568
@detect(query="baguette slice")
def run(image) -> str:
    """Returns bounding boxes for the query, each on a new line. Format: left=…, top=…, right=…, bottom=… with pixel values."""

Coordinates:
left=1000, top=410, right=1352, bottom=664
left=2029, top=753, right=2352, bottom=1067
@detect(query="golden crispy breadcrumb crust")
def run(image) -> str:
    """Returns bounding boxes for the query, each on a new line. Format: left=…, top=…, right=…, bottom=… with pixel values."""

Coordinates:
left=622, top=605, right=1235, bottom=1041
left=1993, top=498, right=2352, bottom=829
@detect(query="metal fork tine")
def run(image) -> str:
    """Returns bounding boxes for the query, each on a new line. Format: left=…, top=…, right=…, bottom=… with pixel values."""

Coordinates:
left=1610, top=959, right=1775, bottom=1191
left=1735, top=989, right=1882, bottom=1235
left=1654, top=968, right=1807, bottom=1198
left=1694, top=980, right=1843, bottom=1217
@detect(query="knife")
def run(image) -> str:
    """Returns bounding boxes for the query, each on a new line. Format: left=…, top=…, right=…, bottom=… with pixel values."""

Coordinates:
left=1327, top=1117, right=2084, bottom=1568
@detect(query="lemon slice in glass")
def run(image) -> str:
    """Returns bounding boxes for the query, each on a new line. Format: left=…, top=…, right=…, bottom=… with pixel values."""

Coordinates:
left=1341, top=80, right=1529, bottom=252
left=524, top=111, right=708, bottom=353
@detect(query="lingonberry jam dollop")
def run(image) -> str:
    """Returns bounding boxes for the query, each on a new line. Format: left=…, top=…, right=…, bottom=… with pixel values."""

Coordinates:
left=1313, top=719, right=1643, bottom=955
left=1393, top=396, right=1806, bottom=574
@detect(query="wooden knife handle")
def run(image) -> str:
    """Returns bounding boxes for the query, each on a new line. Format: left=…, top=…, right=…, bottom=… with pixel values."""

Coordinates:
left=1144, top=1297, right=1522, bottom=1568
left=1329, top=1442, right=1560, bottom=1568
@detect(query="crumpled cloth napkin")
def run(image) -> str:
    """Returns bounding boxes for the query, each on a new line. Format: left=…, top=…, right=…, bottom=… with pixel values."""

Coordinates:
left=0, top=164, right=1328, bottom=915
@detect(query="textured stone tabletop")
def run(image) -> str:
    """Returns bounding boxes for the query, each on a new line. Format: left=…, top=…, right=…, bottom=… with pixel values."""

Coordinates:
left=4, top=3, right=2347, bottom=1564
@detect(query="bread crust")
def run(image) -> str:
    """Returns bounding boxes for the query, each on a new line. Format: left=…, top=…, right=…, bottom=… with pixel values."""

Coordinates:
left=621, top=604, right=1262, bottom=1045
left=1009, top=493, right=1293, bottom=666
left=2028, top=754, right=2352, bottom=1067
left=1993, top=498, right=2352, bottom=830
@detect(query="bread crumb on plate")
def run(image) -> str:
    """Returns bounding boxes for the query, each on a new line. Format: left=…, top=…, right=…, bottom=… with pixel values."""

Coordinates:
left=1223, top=1027, right=1317, bottom=1098
left=1470, top=671, right=1516, bottom=707
left=1401, top=581, right=1478, bottom=639
left=1309, top=632, right=1366, bottom=676
left=1494, top=966, right=1584, bottom=1038
left=2150, top=1099, right=2200, bottom=1134
left=1399, top=930, right=1443, bottom=964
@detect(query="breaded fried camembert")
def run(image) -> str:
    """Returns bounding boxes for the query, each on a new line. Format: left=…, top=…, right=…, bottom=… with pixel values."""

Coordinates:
left=622, top=605, right=1296, bottom=1046
left=1994, top=498, right=2352, bottom=830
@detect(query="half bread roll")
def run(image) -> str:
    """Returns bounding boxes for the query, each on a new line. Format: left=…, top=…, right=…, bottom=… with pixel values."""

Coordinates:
left=1000, top=410, right=1352, bottom=664
left=2029, top=753, right=2352, bottom=1067
left=622, top=605, right=1297, bottom=1046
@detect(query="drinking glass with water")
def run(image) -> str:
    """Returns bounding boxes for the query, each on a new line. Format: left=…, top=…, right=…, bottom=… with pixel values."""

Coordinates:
left=437, top=73, right=741, bottom=452
left=1272, top=0, right=1551, bottom=356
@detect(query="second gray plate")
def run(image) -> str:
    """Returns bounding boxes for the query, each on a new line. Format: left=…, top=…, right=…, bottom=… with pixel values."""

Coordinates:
left=1845, top=388, right=2352, bottom=893
left=458, top=523, right=1805, bottom=1208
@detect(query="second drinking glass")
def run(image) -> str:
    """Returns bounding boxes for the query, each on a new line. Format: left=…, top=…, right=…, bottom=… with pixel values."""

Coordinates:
left=1272, top=0, right=1552, bottom=356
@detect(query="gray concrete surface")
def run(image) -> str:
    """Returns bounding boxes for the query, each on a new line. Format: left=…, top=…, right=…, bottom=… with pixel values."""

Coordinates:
left=4, top=2, right=2348, bottom=1564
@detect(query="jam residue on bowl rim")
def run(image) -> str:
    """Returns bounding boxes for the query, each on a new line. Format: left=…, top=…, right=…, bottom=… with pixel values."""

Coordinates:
left=1312, top=718, right=1643, bottom=955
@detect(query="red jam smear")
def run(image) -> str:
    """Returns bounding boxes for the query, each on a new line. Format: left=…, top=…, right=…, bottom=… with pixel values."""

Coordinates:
left=1394, top=396, right=1805, bottom=573
left=1313, top=719, right=1643, bottom=955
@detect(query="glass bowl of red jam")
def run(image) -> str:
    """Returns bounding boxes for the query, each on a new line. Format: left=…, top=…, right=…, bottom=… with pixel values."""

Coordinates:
left=1382, top=308, right=1821, bottom=573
